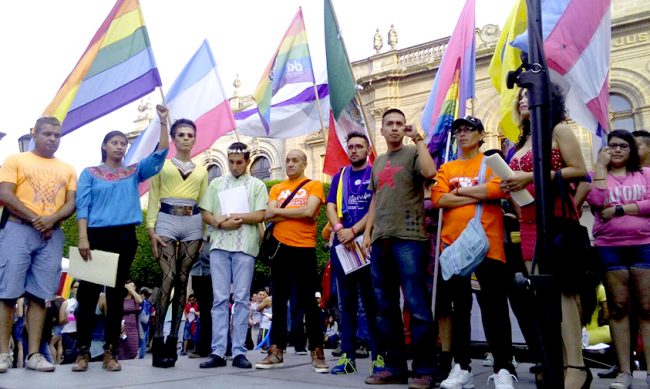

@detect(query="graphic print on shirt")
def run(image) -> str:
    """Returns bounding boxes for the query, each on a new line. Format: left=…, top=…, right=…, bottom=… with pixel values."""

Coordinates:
left=277, top=188, right=309, bottom=208
left=449, top=175, right=478, bottom=190
left=377, top=160, right=403, bottom=190
left=608, top=184, right=646, bottom=205
left=24, top=165, right=68, bottom=214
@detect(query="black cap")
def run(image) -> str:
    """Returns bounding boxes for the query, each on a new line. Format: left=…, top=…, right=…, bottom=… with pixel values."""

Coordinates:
left=451, top=115, right=485, bottom=132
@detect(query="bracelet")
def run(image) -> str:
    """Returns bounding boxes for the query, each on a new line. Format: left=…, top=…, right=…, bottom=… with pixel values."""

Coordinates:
left=593, top=178, right=606, bottom=181
left=412, top=134, right=424, bottom=143
left=350, top=226, right=357, bottom=235
left=333, top=223, right=344, bottom=232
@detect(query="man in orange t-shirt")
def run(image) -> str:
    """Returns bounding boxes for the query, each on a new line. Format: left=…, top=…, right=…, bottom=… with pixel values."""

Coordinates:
left=255, top=149, right=328, bottom=374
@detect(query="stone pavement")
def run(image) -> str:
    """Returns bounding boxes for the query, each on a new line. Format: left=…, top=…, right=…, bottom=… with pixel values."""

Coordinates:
left=1, top=348, right=648, bottom=389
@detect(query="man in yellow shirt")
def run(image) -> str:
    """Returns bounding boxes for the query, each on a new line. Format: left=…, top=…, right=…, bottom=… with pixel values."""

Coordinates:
left=0, top=117, right=77, bottom=373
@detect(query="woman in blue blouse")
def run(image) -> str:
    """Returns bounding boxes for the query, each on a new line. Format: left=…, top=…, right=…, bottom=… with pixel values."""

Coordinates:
left=71, top=105, right=169, bottom=372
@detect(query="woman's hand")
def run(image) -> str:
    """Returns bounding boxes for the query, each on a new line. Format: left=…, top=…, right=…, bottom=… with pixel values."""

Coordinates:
left=156, top=104, right=169, bottom=123
left=500, top=172, right=534, bottom=193
left=148, top=229, right=167, bottom=258
left=78, top=238, right=92, bottom=261
left=596, top=147, right=611, bottom=169
left=600, top=206, right=616, bottom=221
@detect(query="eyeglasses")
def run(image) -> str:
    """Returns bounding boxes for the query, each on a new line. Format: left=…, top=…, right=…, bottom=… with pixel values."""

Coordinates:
left=608, top=143, right=630, bottom=150
left=453, top=126, right=479, bottom=135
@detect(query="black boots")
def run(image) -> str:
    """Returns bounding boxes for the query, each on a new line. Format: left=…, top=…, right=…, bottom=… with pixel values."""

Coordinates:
left=152, top=336, right=179, bottom=368
left=165, top=336, right=178, bottom=367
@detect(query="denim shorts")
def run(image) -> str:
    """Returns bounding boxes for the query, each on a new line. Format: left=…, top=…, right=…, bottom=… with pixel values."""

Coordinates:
left=597, top=244, right=650, bottom=272
left=0, top=221, right=64, bottom=300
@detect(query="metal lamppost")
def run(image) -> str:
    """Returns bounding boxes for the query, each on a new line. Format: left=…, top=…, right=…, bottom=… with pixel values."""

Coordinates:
left=18, top=134, right=32, bottom=152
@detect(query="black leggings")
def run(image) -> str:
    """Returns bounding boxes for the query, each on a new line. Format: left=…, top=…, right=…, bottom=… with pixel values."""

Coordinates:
left=153, top=238, right=201, bottom=338
left=76, top=225, right=137, bottom=351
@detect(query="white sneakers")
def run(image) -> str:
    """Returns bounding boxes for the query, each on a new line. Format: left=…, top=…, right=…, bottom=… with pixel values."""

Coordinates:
left=25, top=352, right=55, bottom=372
left=483, top=352, right=518, bottom=368
left=0, top=352, right=13, bottom=373
left=488, top=368, right=517, bottom=389
left=609, top=372, right=632, bottom=389
left=440, top=363, right=475, bottom=389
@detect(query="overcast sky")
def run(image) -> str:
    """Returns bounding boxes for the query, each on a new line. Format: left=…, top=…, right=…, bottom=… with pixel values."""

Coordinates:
left=0, top=0, right=516, bottom=171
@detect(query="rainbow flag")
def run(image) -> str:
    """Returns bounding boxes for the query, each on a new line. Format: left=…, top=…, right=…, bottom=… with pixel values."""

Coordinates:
left=253, top=8, right=315, bottom=135
left=421, top=0, right=475, bottom=162
left=44, top=0, right=161, bottom=135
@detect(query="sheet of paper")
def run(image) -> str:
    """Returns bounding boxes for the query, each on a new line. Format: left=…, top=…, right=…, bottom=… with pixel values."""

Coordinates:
left=218, top=186, right=250, bottom=214
left=68, top=247, right=119, bottom=288
left=335, top=236, right=371, bottom=274
left=484, top=154, right=535, bottom=207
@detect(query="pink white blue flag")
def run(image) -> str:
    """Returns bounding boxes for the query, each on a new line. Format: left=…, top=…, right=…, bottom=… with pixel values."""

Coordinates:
left=125, top=39, right=235, bottom=164
left=512, top=0, right=611, bottom=144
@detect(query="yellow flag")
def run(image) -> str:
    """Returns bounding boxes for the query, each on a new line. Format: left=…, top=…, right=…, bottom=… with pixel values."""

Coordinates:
left=488, top=0, right=527, bottom=142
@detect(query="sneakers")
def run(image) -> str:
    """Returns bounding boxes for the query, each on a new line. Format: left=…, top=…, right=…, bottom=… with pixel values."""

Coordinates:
left=365, top=369, right=408, bottom=385
left=330, top=353, right=356, bottom=374
left=25, top=353, right=55, bottom=372
left=102, top=349, right=122, bottom=372
left=295, top=347, right=308, bottom=356
left=609, top=372, right=632, bottom=389
left=440, top=364, right=474, bottom=389
left=255, top=345, right=284, bottom=369
left=331, top=346, right=342, bottom=357
left=355, top=345, right=370, bottom=359
left=409, top=375, right=434, bottom=389
left=0, top=352, right=13, bottom=373
left=370, top=355, right=386, bottom=375
left=483, top=352, right=495, bottom=367
left=311, top=348, right=329, bottom=373
left=488, top=368, right=517, bottom=389
left=71, top=351, right=90, bottom=372
left=232, top=354, right=252, bottom=369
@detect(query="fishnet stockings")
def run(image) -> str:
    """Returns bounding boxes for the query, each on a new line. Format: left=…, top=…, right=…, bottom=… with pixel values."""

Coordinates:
left=154, top=238, right=201, bottom=337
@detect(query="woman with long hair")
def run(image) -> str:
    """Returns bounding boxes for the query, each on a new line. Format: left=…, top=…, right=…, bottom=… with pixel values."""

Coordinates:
left=501, top=84, right=590, bottom=389
left=587, top=130, right=650, bottom=389
left=146, top=118, right=207, bottom=367
left=72, top=105, right=169, bottom=372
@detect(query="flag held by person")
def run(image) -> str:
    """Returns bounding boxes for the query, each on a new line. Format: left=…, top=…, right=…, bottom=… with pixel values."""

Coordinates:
left=421, top=0, right=476, bottom=161
left=125, top=39, right=235, bottom=165
left=511, top=0, right=611, bottom=143
left=43, top=0, right=161, bottom=135
left=488, top=0, right=527, bottom=142
left=253, top=8, right=316, bottom=135
left=322, top=0, right=375, bottom=176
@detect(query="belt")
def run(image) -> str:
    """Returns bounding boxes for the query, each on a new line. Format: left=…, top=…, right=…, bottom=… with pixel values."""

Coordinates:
left=8, top=215, right=33, bottom=225
left=159, top=203, right=200, bottom=216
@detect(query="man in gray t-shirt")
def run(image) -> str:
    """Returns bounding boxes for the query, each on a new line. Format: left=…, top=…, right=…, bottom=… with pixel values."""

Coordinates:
left=362, top=108, right=438, bottom=387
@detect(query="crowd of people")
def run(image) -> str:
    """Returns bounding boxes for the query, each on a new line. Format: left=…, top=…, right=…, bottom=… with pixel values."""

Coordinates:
left=0, top=84, right=650, bottom=389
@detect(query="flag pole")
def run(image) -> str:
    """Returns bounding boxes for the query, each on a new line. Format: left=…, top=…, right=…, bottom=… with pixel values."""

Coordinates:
left=312, top=83, right=328, bottom=144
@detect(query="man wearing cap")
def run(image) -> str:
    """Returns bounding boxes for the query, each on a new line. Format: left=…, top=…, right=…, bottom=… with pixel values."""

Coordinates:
left=198, top=142, right=268, bottom=369
left=431, top=116, right=516, bottom=389
left=361, top=108, right=438, bottom=388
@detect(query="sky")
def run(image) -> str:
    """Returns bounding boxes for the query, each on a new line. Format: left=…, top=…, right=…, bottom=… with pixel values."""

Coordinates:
left=0, top=0, right=516, bottom=172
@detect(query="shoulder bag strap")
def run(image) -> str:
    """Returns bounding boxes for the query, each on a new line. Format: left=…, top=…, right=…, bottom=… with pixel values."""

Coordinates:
left=473, top=157, right=487, bottom=222
left=280, top=179, right=311, bottom=209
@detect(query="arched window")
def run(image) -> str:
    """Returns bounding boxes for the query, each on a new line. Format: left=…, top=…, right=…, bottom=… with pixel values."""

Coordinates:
left=610, top=94, right=635, bottom=131
left=250, top=156, right=271, bottom=181
left=207, top=164, right=222, bottom=183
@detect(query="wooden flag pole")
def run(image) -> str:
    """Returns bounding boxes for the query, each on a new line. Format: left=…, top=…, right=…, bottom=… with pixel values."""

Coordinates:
left=313, top=83, right=328, bottom=144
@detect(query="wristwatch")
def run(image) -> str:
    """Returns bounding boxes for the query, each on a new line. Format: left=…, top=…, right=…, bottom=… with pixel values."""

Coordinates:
left=615, top=205, right=625, bottom=217
left=412, top=133, right=424, bottom=144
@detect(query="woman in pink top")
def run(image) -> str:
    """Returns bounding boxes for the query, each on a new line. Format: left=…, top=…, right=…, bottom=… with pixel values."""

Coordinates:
left=501, top=84, right=590, bottom=389
left=587, top=129, right=650, bottom=388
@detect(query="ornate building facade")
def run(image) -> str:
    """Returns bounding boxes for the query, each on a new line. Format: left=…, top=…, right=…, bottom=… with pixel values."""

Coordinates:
left=139, top=1, right=650, bottom=183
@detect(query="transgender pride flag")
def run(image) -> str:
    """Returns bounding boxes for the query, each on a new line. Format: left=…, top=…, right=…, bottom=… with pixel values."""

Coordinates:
left=421, top=0, right=475, bottom=162
left=125, top=39, right=235, bottom=165
left=512, top=0, right=611, bottom=144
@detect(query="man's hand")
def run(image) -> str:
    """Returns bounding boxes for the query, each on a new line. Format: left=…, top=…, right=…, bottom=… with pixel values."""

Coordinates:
left=32, top=215, right=56, bottom=233
left=41, top=229, right=53, bottom=241
left=361, top=232, right=372, bottom=258
left=78, top=239, right=92, bottom=261
left=601, top=206, right=616, bottom=221
left=149, top=229, right=167, bottom=258
left=220, top=217, right=244, bottom=230
left=336, top=228, right=355, bottom=245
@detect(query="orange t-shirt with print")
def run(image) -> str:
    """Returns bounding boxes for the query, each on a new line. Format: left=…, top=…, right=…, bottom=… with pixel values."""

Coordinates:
left=431, top=153, right=507, bottom=262
left=269, top=178, right=325, bottom=248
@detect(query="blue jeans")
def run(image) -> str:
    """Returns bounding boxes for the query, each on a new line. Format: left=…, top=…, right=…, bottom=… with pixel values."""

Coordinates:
left=371, top=238, right=436, bottom=376
left=331, top=244, right=378, bottom=359
left=209, top=249, right=255, bottom=358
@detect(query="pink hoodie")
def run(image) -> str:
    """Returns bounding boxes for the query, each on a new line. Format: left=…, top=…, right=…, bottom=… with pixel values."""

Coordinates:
left=587, top=167, right=650, bottom=247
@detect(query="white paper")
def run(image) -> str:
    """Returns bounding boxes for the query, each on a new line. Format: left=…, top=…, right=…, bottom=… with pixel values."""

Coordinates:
left=484, top=154, right=535, bottom=206
left=68, top=247, right=119, bottom=288
left=335, top=236, right=371, bottom=274
left=218, top=186, right=250, bottom=214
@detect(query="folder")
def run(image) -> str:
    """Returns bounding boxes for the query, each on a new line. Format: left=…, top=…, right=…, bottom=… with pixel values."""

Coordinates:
left=68, top=247, right=119, bottom=288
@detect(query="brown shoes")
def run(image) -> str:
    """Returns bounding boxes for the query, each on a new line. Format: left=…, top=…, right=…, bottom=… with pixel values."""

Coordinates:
left=311, top=347, right=329, bottom=373
left=255, top=345, right=284, bottom=369
left=102, top=348, right=122, bottom=372
left=71, top=351, right=90, bottom=372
